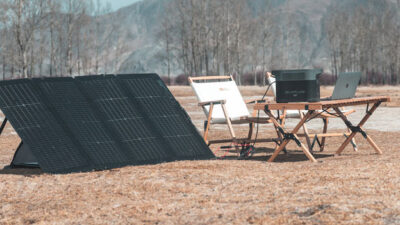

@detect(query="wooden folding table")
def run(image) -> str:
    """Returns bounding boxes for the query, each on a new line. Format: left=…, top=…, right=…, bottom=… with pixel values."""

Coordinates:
left=254, top=96, right=391, bottom=162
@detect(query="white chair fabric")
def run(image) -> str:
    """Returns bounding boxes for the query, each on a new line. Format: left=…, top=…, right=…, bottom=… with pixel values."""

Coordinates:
left=191, top=80, right=250, bottom=123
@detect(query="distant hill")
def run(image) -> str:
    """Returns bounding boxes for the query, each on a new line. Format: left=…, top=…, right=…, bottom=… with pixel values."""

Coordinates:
left=96, top=0, right=170, bottom=74
left=97, top=0, right=390, bottom=76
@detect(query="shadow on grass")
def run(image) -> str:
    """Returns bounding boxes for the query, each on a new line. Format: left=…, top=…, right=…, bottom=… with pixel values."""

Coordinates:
left=0, top=166, right=44, bottom=176
left=213, top=147, right=333, bottom=162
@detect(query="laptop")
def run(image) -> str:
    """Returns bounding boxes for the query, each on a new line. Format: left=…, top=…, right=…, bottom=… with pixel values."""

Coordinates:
left=321, top=72, right=362, bottom=100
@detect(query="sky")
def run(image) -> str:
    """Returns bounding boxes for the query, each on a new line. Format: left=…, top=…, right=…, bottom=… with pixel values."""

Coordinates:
left=101, top=0, right=142, bottom=11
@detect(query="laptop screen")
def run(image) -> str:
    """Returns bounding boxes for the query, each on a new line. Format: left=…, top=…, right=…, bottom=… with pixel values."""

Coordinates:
left=331, top=72, right=362, bottom=100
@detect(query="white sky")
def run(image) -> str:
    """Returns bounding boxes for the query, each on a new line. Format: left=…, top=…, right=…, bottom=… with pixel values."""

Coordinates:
left=101, top=0, right=142, bottom=11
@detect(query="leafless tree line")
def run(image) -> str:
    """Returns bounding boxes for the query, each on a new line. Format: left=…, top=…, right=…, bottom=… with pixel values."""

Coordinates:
left=159, top=0, right=315, bottom=85
left=160, top=0, right=400, bottom=85
left=0, top=0, right=124, bottom=79
left=325, top=0, right=400, bottom=84
left=1, top=0, right=399, bottom=85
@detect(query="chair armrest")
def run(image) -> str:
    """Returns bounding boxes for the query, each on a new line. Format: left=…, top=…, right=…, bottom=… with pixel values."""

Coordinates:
left=266, top=72, right=274, bottom=78
left=342, top=109, right=356, bottom=116
left=246, top=96, right=274, bottom=104
left=319, top=109, right=356, bottom=118
left=198, top=99, right=226, bottom=107
left=245, top=99, right=266, bottom=104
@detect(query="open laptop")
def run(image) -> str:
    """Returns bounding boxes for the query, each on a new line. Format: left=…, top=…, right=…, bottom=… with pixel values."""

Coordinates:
left=321, top=72, right=362, bottom=100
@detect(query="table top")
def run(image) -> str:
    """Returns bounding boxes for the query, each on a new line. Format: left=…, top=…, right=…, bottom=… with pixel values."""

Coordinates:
left=254, top=96, right=391, bottom=111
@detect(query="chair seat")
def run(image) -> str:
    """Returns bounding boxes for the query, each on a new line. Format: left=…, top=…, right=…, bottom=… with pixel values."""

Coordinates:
left=284, top=110, right=305, bottom=118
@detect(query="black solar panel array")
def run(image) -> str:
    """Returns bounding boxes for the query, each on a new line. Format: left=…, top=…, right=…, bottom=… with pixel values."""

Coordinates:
left=0, top=74, right=214, bottom=173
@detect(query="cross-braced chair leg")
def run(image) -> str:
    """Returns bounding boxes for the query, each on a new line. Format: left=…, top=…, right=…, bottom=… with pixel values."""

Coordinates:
left=203, top=102, right=215, bottom=145
left=320, top=118, right=329, bottom=152
left=247, top=122, right=254, bottom=142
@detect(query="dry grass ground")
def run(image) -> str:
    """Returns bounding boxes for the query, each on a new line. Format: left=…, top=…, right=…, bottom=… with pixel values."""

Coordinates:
left=0, top=85, right=400, bottom=224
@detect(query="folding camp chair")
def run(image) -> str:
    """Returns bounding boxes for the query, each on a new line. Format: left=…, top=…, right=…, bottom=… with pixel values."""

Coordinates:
left=266, top=72, right=357, bottom=152
left=189, top=75, right=281, bottom=155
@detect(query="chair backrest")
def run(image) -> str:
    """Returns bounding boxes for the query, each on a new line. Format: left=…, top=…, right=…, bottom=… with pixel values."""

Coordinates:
left=267, top=73, right=277, bottom=97
left=189, top=76, right=249, bottom=121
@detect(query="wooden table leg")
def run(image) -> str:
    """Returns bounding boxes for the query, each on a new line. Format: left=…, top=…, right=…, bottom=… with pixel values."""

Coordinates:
left=294, top=134, right=317, bottom=162
left=268, top=139, right=290, bottom=162
left=273, top=113, right=287, bottom=154
left=333, top=102, right=382, bottom=155
left=265, top=110, right=317, bottom=162
left=335, top=130, right=357, bottom=156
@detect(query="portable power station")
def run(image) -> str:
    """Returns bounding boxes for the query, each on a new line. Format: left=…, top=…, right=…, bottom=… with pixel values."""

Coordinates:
left=272, top=69, right=322, bottom=103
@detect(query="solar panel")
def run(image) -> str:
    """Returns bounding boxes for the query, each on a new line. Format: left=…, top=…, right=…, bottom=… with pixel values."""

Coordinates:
left=118, top=74, right=213, bottom=159
left=0, top=74, right=214, bottom=173
left=0, top=80, right=90, bottom=173
left=37, top=78, right=129, bottom=170
left=76, top=75, right=172, bottom=164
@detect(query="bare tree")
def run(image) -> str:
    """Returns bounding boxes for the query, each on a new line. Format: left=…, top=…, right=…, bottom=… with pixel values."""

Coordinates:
left=5, top=0, right=46, bottom=78
left=325, top=0, right=400, bottom=84
left=157, top=15, right=174, bottom=84
left=0, top=1, right=10, bottom=79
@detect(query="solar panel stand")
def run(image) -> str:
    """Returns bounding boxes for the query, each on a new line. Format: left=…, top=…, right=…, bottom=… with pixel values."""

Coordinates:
left=0, top=117, right=39, bottom=168
left=0, top=117, right=8, bottom=134
left=10, top=142, right=40, bottom=168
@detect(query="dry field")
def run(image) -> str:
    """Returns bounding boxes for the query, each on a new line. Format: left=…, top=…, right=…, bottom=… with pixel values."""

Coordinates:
left=1, top=85, right=400, bottom=224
